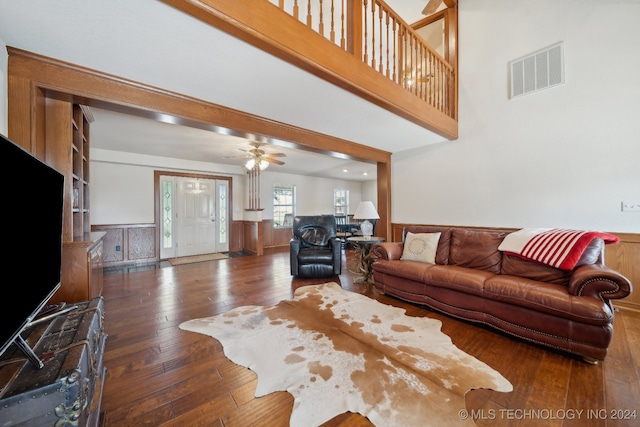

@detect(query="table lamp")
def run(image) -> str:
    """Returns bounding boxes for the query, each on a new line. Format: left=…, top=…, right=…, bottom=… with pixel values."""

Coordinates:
left=353, top=201, right=379, bottom=239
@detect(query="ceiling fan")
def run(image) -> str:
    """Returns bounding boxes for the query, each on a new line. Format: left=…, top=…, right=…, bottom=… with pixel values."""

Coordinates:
left=402, top=67, right=433, bottom=87
left=225, top=142, right=286, bottom=170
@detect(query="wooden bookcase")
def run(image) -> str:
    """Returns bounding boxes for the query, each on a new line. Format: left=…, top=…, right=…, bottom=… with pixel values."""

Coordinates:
left=71, top=104, right=91, bottom=240
left=44, top=101, right=105, bottom=304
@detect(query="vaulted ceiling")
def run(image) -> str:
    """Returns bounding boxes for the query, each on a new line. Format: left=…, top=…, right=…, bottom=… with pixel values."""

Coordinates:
left=0, top=0, right=447, bottom=181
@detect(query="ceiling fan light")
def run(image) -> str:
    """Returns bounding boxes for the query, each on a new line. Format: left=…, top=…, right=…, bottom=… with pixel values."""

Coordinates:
left=245, top=158, right=255, bottom=169
left=259, top=159, right=269, bottom=170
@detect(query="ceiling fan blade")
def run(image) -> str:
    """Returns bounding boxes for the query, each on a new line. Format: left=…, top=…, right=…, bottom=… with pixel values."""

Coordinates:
left=266, top=152, right=286, bottom=158
left=265, top=158, right=285, bottom=165
left=422, top=0, right=441, bottom=15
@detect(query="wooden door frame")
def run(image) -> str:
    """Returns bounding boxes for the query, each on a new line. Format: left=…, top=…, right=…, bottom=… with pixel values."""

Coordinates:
left=6, top=47, right=392, bottom=244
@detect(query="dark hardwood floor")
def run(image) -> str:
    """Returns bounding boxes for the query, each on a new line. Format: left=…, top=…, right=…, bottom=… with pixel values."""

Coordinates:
left=100, top=247, right=640, bottom=426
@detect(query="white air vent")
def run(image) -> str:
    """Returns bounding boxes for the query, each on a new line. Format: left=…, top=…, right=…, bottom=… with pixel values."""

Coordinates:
left=510, top=42, right=564, bottom=99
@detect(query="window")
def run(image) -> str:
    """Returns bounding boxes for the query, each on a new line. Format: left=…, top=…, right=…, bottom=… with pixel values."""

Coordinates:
left=273, top=184, right=295, bottom=228
left=161, top=180, right=174, bottom=249
left=334, top=189, right=349, bottom=215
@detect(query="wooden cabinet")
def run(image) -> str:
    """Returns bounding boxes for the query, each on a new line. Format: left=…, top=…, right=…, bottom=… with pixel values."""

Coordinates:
left=52, top=232, right=106, bottom=304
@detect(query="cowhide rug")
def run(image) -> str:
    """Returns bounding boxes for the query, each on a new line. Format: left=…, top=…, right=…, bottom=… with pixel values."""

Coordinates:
left=179, top=282, right=512, bottom=426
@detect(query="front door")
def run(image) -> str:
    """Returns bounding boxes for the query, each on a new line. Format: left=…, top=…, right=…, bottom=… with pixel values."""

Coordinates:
left=175, top=177, right=229, bottom=257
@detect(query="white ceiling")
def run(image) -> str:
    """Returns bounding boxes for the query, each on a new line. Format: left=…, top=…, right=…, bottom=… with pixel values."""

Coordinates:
left=0, top=0, right=447, bottom=181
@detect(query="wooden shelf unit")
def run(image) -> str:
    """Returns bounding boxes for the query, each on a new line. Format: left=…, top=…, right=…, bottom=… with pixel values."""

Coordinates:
left=43, top=100, right=103, bottom=304
left=71, top=104, right=91, bottom=241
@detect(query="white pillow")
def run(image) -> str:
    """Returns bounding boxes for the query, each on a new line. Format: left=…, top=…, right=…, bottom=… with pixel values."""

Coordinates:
left=401, top=232, right=441, bottom=264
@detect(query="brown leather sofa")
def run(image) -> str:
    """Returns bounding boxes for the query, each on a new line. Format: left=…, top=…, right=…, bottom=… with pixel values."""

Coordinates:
left=371, top=225, right=633, bottom=362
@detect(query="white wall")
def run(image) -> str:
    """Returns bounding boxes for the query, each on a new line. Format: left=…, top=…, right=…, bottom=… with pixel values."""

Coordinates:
left=258, top=170, right=365, bottom=218
left=393, top=0, right=640, bottom=233
left=91, top=148, right=245, bottom=224
left=91, top=148, right=368, bottom=225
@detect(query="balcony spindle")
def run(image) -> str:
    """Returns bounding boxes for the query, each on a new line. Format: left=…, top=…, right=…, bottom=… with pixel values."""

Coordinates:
left=319, top=0, right=324, bottom=36
left=340, top=0, right=345, bottom=48
left=385, top=13, right=390, bottom=77
left=392, top=17, right=397, bottom=82
left=330, top=0, right=335, bottom=43
left=363, top=0, right=369, bottom=64
left=370, top=1, right=376, bottom=70
left=378, top=4, right=383, bottom=74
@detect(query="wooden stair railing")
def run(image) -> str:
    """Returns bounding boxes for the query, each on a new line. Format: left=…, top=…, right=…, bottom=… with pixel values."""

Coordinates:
left=162, top=0, right=458, bottom=140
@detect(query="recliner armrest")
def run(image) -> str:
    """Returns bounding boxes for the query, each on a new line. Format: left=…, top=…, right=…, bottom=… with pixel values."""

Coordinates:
left=329, top=237, right=342, bottom=274
left=372, top=242, right=403, bottom=261
left=290, top=237, right=301, bottom=254
left=568, top=264, right=633, bottom=301
left=290, top=238, right=301, bottom=275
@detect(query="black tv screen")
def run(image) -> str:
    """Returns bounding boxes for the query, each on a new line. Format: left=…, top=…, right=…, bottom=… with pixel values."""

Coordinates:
left=0, top=134, right=64, bottom=359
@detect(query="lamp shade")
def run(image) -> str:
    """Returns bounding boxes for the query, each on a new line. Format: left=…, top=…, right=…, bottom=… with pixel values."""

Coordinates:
left=353, top=201, right=379, bottom=220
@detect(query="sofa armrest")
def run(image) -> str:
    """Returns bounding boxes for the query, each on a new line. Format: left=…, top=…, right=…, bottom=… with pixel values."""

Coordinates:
left=568, top=264, right=633, bottom=301
left=372, top=242, right=404, bottom=261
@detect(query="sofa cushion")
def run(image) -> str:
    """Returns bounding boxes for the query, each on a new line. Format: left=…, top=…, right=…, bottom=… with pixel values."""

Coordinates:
left=423, top=265, right=492, bottom=297
left=449, top=229, right=506, bottom=274
left=501, top=254, right=571, bottom=286
left=576, top=237, right=604, bottom=266
left=499, top=237, right=604, bottom=285
left=401, top=232, right=441, bottom=264
left=484, top=275, right=613, bottom=325
left=298, top=247, right=335, bottom=264
left=372, top=259, right=434, bottom=283
left=403, top=226, right=452, bottom=264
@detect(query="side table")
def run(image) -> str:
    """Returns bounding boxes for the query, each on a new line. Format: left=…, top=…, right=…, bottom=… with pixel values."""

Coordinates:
left=347, top=236, right=385, bottom=283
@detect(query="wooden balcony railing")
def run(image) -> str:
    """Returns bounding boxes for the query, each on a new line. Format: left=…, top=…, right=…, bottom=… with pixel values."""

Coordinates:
left=271, top=0, right=456, bottom=118
left=162, top=0, right=458, bottom=139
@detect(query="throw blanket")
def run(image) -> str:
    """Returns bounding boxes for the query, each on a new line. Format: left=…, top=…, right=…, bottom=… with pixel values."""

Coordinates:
left=498, top=228, right=619, bottom=270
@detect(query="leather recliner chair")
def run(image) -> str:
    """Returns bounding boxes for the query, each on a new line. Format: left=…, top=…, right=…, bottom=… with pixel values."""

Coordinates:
left=290, top=215, right=342, bottom=278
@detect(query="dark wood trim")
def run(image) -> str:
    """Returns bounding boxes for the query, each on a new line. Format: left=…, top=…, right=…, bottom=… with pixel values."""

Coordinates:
left=7, top=47, right=392, bottom=243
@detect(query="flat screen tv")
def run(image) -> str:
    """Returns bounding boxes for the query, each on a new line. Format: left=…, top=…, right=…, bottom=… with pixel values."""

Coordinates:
left=0, top=133, right=64, bottom=368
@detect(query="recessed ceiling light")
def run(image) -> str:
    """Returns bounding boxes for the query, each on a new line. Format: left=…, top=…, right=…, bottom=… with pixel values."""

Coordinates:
left=343, top=169, right=348, bottom=173
left=363, top=172, right=368, bottom=176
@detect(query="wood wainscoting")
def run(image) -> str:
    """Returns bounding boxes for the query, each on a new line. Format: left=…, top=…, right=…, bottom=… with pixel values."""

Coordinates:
left=604, top=232, right=640, bottom=312
left=241, top=219, right=293, bottom=256
left=391, top=223, right=639, bottom=312
left=262, top=219, right=293, bottom=249
left=92, top=224, right=157, bottom=267
left=94, top=220, right=291, bottom=266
